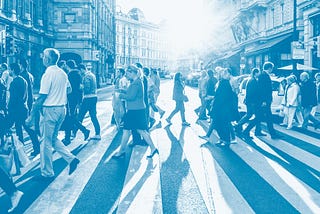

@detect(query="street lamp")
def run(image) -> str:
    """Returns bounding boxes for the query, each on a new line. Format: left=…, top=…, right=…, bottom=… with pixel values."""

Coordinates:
left=292, top=0, right=298, bottom=76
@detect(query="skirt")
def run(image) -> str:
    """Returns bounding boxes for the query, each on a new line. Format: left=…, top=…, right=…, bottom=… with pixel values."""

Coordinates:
left=123, top=109, right=148, bottom=130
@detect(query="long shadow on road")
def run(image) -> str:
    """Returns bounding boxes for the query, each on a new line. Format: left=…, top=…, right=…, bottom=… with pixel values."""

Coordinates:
left=201, top=142, right=299, bottom=214
left=0, top=143, right=87, bottom=214
left=70, top=130, right=132, bottom=214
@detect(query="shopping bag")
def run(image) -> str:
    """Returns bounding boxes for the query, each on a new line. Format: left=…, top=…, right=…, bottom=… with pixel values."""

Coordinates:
left=0, top=134, right=14, bottom=175
left=12, top=134, right=30, bottom=167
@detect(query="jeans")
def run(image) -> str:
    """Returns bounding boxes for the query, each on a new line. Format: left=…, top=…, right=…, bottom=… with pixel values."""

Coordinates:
left=40, top=106, right=75, bottom=177
left=78, top=97, right=100, bottom=135
left=167, top=100, right=186, bottom=122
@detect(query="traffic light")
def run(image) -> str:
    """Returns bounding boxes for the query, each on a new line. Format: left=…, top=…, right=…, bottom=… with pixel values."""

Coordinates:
left=5, top=36, right=14, bottom=55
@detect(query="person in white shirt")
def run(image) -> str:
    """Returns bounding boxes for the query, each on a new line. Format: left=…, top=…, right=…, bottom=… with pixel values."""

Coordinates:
left=30, top=48, right=80, bottom=179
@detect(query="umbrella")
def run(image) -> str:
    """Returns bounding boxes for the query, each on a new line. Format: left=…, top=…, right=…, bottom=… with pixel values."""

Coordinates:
left=278, top=63, right=319, bottom=71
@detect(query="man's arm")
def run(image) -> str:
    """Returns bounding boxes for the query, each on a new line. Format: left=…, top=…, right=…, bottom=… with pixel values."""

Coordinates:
left=26, top=94, right=47, bottom=127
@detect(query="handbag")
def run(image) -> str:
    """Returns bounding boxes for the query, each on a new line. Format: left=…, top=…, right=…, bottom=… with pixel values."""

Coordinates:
left=0, top=134, right=14, bottom=175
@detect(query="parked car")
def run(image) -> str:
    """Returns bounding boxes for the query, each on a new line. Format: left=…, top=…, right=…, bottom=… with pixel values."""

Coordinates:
left=238, top=75, right=285, bottom=117
left=185, top=70, right=201, bottom=87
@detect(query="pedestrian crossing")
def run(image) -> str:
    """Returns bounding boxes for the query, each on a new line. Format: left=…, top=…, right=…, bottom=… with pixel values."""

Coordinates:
left=1, top=90, right=320, bottom=214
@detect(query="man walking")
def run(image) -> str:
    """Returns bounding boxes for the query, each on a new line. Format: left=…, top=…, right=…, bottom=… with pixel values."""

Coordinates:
left=31, top=48, right=80, bottom=179
left=255, top=62, right=279, bottom=139
left=77, top=63, right=101, bottom=140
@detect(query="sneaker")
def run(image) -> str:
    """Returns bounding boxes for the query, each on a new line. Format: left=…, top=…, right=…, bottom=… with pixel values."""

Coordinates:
left=91, top=135, right=101, bottom=140
left=182, top=121, right=190, bottom=126
left=69, top=158, right=80, bottom=175
left=199, top=135, right=209, bottom=141
left=8, top=191, right=24, bottom=212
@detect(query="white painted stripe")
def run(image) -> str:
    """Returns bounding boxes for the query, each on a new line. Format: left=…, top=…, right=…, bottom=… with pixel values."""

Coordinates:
left=25, top=101, right=117, bottom=214
left=231, top=137, right=320, bottom=213
left=175, top=127, right=254, bottom=214
left=275, top=124, right=320, bottom=146
left=116, top=146, right=162, bottom=214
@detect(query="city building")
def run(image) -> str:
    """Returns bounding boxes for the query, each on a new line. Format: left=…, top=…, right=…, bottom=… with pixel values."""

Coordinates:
left=211, top=0, right=319, bottom=75
left=115, top=7, right=169, bottom=70
left=0, top=0, right=116, bottom=87
left=299, top=0, right=320, bottom=70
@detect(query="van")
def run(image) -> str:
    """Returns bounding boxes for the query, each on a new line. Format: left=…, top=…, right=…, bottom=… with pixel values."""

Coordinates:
left=238, top=75, right=285, bottom=117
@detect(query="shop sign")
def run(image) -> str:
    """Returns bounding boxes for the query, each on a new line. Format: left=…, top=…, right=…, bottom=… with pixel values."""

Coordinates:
left=291, top=41, right=304, bottom=59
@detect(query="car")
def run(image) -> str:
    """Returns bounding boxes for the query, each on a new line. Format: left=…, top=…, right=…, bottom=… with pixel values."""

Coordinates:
left=185, top=70, right=201, bottom=87
left=238, top=75, right=285, bottom=117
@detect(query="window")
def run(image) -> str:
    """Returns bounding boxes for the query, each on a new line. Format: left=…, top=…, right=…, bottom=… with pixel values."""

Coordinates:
left=63, top=13, right=76, bottom=24
left=311, top=14, right=320, bottom=37
left=280, top=3, right=284, bottom=25
left=271, top=8, right=275, bottom=28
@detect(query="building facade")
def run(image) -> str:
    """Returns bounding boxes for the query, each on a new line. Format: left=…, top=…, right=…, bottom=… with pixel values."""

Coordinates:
left=0, top=0, right=116, bottom=87
left=212, top=0, right=319, bottom=75
left=115, top=8, right=169, bottom=70
left=299, top=0, right=320, bottom=71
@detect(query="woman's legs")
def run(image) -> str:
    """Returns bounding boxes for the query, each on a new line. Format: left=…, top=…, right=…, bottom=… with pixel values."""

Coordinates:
left=137, top=129, right=157, bottom=152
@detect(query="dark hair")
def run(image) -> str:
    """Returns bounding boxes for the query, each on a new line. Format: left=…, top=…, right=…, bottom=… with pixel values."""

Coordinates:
left=118, top=68, right=125, bottom=76
left=174, top=72, right=181, bottom=82
left=207, top=69, right=214, bottom=78
left=1, top=63, right=8, bottom=70
left=135, top=62, right=143, bottom=69
left=143, top=67, right=150, bottom=76
left=251, top=68, right=260, bottom=76
left=263, top=62, right=274, bottom=71
left=66, top=60, right=77, bottom=69
left=58, top=60, right=66, bottom=68
left=78, top=63, right=86, bottom=70
left=9, top=63, right=21, bottom=75
left=151, top=69, right=158, bottom=75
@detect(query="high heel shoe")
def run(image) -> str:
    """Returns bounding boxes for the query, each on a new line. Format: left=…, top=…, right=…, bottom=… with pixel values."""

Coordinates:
left=147, top=149, right=159, bottom=159
left=112, top=152, right=125, bottom=159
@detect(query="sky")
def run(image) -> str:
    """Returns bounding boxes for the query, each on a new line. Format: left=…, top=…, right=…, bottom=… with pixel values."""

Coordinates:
left=117, top=0, right=233, bottom=55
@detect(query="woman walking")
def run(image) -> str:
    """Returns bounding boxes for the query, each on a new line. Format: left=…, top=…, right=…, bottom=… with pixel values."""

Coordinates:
left=113, top=65, right=158, bottom=158
left=166, top=72, right=190, bottom=126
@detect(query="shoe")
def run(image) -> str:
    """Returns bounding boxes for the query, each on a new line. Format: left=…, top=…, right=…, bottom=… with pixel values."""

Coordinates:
left=160, top=110, right=165, bottom=118
left=254, top=132, right=267, bottom=137
left=112, top=152, right=125, bottom=158
left=182, top=121, right=190, bottom=126
left=199, top=135, right=209, bottom=141
left=69, top=158, right=80, bottom=175
left=30, top=150, right=40, bottom=157
left=166, top=118, right=172, bottom=125
left=147, top=149, right=159, bottom=159
left=83, top=129, right=90, bottom=141
left=286, top=126, right=293, bottom=130
left=62, top=138, right=71, bottom=146
left=8, top=191, right=24, bottom=213
left=279, top=123, right=287, bottom=127
left=149, top=118, right=156, bottom=129
left=91, top=135, right=101, bottom=140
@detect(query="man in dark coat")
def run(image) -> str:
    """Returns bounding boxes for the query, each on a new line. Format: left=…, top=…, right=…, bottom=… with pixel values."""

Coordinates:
left=300, top=72, right=320, bottom=129
left=255, top=62, right=279, bottom=139
left=236, top=68, right=260, bottom=138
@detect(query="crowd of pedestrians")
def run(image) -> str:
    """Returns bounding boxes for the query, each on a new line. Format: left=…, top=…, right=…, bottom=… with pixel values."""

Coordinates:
left=1, top=48, right=320, bottom=212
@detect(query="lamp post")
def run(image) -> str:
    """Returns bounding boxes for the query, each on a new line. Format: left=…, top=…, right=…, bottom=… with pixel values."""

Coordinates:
left=292, top=0, right=298, bottom=76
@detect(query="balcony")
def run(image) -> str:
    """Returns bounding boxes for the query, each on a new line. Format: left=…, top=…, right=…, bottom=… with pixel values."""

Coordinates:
left=240, top=0, right=268, bottom=11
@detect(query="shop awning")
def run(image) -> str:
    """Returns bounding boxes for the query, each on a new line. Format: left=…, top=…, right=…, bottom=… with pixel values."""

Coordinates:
left=278, top=63, right=319, bottom=71
left=245, top=34, right=292, bottom=55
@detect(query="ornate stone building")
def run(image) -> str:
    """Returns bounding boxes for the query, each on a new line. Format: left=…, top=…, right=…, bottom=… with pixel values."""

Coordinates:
left=211, top=0, right=319, bottom=75
left=115, top=8, right=169, bottom=70
left=0, top=0, right=116, bottom=87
